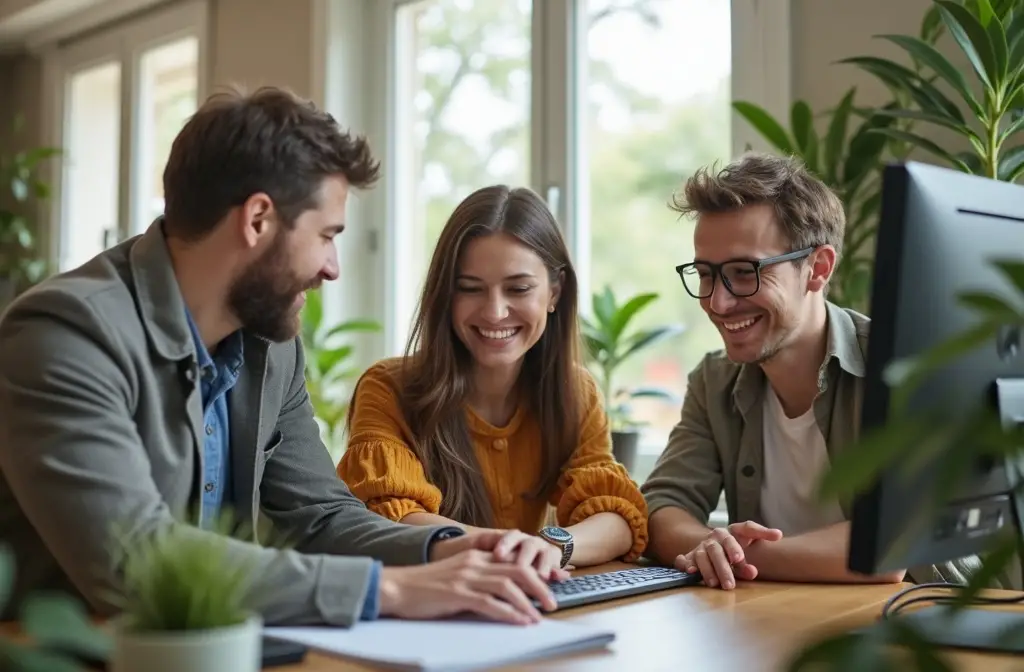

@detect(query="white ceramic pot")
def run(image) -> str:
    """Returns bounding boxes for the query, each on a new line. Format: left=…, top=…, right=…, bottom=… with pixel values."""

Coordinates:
left=111, top=614, right=262, bottom=672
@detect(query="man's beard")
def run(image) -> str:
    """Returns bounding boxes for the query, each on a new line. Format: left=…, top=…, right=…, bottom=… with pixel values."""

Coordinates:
left=227, top=235, right=317, bottom=343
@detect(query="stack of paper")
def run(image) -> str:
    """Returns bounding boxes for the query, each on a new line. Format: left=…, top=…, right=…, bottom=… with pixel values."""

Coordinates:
left=264, top=616, right=616, bottom=671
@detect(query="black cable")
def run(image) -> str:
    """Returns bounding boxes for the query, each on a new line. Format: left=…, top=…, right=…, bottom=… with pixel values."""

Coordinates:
left=880, top=580, right=1024, bottom=620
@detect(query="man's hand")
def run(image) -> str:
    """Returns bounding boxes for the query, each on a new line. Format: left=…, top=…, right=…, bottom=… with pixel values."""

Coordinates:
left=674, top=521, right=783, bottom=590
left=378, top=549, right=558, bottom=624
left=431, top=529, right=571, bottom=582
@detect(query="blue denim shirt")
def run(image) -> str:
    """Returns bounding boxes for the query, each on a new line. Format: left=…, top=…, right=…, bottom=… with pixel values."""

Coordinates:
left=184, top=311, right=244, bottom=530
left=183, top=311, right=384, bottom=620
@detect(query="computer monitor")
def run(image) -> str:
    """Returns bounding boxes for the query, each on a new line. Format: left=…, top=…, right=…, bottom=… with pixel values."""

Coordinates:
left=848, top=161, right=1024, bottom=652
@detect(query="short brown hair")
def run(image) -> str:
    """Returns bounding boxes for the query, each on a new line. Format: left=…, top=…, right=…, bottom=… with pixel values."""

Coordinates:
left=670, top=152, right=845, bottom=258
left=162, top=86, right=380, bottom=240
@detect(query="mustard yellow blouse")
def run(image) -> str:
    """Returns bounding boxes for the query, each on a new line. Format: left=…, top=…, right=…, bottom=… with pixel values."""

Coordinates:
left=336, top=359, right=649, bottom=561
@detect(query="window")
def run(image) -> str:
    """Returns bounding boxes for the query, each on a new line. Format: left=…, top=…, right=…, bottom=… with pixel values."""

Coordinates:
left=388, top=0, right=533, bottom=350
left=580, top=0, right=732, bottom=459
left=333, top=0, right=790, bottom=460
left=46, top=2, right=206, bottom=272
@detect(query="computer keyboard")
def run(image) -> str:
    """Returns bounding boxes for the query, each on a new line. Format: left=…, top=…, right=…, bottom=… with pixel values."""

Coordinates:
left=542, top=566, right=702, bottom=610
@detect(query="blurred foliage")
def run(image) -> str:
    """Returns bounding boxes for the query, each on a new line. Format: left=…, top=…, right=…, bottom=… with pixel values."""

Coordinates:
left=580, top=286, right=685, bottom=430
left=300, top=289, right=380, bottom=460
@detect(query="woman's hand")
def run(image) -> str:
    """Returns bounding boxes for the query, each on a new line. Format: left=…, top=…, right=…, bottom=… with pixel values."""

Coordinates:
left=490, top=530, right=570, bottom=582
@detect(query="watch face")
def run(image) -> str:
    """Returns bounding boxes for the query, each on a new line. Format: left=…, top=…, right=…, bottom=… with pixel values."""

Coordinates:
left=541, top=526, right=572, bottom=543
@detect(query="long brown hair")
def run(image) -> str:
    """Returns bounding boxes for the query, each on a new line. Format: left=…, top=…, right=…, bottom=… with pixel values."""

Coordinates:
left=398, top=185, right=584, bottom=527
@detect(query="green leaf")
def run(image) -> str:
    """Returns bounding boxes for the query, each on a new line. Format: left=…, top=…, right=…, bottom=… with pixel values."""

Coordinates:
left=843, top=111, right=895, bottom=185
left=840, top=56, right=965, bottom=122
left=999, top=110, right=1024, bottom=145
left=823, top=89, right=856, bottom=182
left=920, top=5, right=946, bottom=44
left=1008, top=11, right=1024, bottom=63
left=608, top=292, right=658, bottom=341
left=957, top=290, right=1021, bottom=320
left=974, top=0, right=996, bottom=26
left=592, top=286, right=616, bottom=328
left=21, top=592, right=112, bottom=662
left=871, top=108, right=980, bottom=142
left=984, top=11, right=1010, bottom=86
left=818, top=415, right=939, bottom=499
left=954, top=150, right=986, bottom=174
left=998, top=145, right=1024, bottom=181
left=952, top=534, right=1019, bottom=607
left=876, top=34, right=985, bottom=119
left=0, top=546, right=13, bottom=612
left=886, top=318, right=1001, bottom=412
left=936, top=0, right=998, bottom=89
left=867, top=128, right=972, bottom=172
left=790, top=100, right=816, bottom=158
left=785, top=627, right=894, bottom=672
left=0, top=643, right=85, bottom=672
left=731, top=101, right=795, bottom=154
left=991, top=258, right=1024, bottom=294
left=616, top=325, right=686, bottom=363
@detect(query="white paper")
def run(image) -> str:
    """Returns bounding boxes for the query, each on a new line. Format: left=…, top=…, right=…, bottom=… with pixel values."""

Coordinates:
left=264, top=616, right=616, bottom=672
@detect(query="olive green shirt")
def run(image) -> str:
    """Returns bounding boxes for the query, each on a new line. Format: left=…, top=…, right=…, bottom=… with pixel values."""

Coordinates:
left=641, top=301, right=1017, bottom=587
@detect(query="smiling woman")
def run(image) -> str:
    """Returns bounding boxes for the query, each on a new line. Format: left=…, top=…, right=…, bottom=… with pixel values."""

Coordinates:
left=336, top=184, right=649, bottom=574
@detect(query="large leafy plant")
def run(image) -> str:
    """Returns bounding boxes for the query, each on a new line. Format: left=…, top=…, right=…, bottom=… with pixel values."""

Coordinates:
left=580, top=286, right=685, bottom=431
left=844, top=0, right=1024, bottom=182
left=0, top=117, right=59, bottom=294
left=732, top=93, right=897, bottom=312
left=787, top=253, right=1024, bottom=671
left=731, top=4, right=951, bottom=312
left=300, top=289, right=380, bottom=458
left=0, top=545, right=111, bottom=671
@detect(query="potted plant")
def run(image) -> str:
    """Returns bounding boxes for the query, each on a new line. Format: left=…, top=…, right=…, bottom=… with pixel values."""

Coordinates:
left=581, top=286, right=685, bottom=473
left=300, top=288, right=381, bottom=461
left=108, top=521, right=261, bottom=672
left=0, top=545, right=112, bottom=671
left=0, top=116, right=59, bottom=310
left=730, top=2, right=951, bottom=313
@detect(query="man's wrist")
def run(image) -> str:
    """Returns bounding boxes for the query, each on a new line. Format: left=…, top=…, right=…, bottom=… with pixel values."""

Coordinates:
left=377, top=567, right=402, bottom=617
left=425, top=526, right=466, bottom=562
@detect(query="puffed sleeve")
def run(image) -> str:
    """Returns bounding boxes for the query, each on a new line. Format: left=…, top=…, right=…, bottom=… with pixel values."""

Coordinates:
left=336, top=360, right=443, bottom=522
left=550, top=371, right=649, bottom=561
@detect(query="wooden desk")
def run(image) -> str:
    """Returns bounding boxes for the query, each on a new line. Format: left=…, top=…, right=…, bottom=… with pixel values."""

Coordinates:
left=283, top=563, right=1022, bottom=671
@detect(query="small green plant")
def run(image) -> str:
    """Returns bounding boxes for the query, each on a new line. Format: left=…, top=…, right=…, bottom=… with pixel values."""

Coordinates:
left=580, top=286, right=685, bottom=431
left=112, top=520, right=256, bottom=633
left=300, top=289, right=381, bottom=458
left=844, top=0, right=1024, bottom=182
left=0, top=545, right=112, bottom=672
left=0, top=116, right=59, bottom=294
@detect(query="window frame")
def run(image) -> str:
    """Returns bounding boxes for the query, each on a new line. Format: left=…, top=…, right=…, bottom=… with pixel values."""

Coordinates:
left=315, top=0, right=791, bottom=361
left=39, top=0, right=210, bottom=272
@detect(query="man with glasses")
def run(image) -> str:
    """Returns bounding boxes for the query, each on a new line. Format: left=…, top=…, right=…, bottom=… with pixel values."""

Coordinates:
left=640, top=153, right=922, bottom=590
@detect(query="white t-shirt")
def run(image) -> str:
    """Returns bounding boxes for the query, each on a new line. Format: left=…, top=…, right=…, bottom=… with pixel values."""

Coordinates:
left=760, top=383, right=846, bottom=537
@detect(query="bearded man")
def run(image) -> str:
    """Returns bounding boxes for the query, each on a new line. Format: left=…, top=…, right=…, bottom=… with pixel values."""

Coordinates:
left=0, top=87, right=562, bottom=628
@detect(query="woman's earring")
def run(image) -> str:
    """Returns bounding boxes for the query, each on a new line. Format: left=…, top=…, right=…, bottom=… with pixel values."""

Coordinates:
left=548, top=306, right=555, bottom=313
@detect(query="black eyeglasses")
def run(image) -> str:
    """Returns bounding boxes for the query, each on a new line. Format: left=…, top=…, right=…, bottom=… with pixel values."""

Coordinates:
left=675, top=247, right=815, bottom=299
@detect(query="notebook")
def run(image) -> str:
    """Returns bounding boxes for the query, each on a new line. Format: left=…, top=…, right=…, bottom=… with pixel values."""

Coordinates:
left=264, top=616, right=616, bottom=672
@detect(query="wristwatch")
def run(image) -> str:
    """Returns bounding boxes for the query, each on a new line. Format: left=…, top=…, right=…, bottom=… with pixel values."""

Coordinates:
left=538, top=526, right=574, bottom=568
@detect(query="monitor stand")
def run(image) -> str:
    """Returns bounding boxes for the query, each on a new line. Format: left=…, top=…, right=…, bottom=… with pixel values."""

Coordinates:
left=892, top=604, right=1024, bottom=653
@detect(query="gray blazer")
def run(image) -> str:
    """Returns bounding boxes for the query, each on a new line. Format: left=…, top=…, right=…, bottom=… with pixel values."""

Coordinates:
left=0, top=222, right=448, bottom=626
